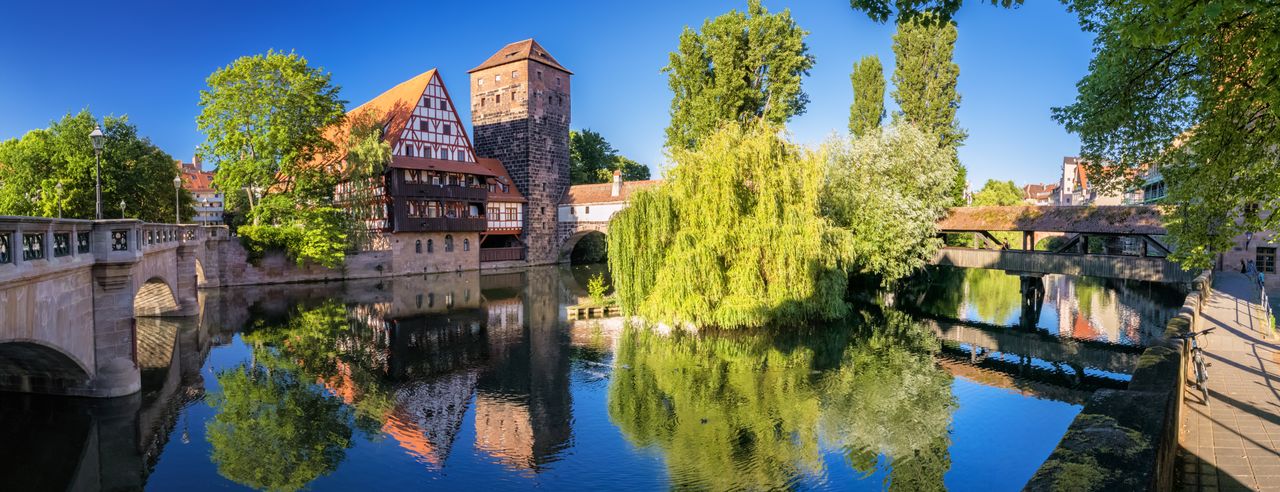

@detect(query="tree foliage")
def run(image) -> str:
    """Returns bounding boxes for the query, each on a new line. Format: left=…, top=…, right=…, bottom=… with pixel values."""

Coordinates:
left=891, top=14, right=968, bottom=204
left=663, top=0, right=815, bottom=150
left=849, top=55, right=887, bottom=137
left=850, top=0, right=1023, bottom=23
left=822, top=122, right=957, bottom=284
left=197, top=50, right=346, bottom=219
left=0, top=110, right=192, bottom=222
left=1050, top=0, right=1280, bottom=268
left=608, top=122, right=850, bottom=329
left=971, top=179, right=1022, bottom=206
left=569, top=129, right=650, bottom=185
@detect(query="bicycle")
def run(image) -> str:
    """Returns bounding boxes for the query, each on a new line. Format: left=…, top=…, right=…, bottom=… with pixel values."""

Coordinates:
left=1174, top=327, right=1216, bottom=402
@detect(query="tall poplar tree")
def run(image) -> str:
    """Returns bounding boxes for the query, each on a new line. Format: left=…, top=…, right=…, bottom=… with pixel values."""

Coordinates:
left=891, top=14, right=967, bottom=204
left=663, top=0, right=815, bottom=150
left=849, top=55, right=886, bottom=137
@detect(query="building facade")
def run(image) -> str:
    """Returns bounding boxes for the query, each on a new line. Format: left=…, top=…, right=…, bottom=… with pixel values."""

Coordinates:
left=178, top=158, right=224, bottom=225
left=322, top=39, right=570, bottom=274
left=1022, top=183, right=1058, bottom=206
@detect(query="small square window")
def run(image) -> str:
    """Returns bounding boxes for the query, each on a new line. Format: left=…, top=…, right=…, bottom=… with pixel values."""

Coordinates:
left=496, top=74, right=502, bottom=83
left=478, top=78, right=485, bottom=86
left=512, top=70, right=519, bottom=79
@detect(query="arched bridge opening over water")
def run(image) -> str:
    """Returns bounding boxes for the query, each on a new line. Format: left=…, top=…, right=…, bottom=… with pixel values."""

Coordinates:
left=0, top=217, right=228, bottom=397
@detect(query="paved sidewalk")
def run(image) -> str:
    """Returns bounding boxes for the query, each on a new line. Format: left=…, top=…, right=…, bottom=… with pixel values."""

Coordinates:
left=1179, top=272, right=1280, bottom=491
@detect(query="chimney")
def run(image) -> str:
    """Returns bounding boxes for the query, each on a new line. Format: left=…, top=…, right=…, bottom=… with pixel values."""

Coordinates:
left=611, top=170, right=622, bottom=197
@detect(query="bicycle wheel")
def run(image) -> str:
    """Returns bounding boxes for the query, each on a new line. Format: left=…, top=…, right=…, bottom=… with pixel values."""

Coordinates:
left=1194, top=352, right=1210, bottom=402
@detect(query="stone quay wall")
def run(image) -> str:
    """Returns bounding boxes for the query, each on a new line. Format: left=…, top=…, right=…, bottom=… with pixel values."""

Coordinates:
left=1025, top=269, right=1212, bottom=491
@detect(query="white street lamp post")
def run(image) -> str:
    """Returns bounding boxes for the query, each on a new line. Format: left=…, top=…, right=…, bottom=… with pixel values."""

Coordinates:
left=120, top=199, right=126, bottom=219
left=173, top=175, right=183, bottom=224
left=89, top=125, right=105, bottom=220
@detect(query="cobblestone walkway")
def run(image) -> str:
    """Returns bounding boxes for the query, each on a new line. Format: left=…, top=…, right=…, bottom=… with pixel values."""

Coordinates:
left=1179, top=272, right=1280, bottom=491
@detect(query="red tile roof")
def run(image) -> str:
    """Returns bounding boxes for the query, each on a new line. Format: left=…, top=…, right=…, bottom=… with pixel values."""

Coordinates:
left=468, top=39, right=572, bottom=74
left=476, top=158, right=526, bottom=203
left=178, top=161, right=216, bottom=192
left=561, top=180, right=663, bottom=205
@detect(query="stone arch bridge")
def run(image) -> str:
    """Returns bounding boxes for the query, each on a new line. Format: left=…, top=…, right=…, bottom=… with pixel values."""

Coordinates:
left=0, top=217, right=229, bottom=397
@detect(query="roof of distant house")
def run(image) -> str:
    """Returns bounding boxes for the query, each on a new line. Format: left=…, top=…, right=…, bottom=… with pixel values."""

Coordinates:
left=561, top=179, right=663, bottom=205
left=178, top=161, right=216, bottom=192
left=469, top=39, right=572, bottom=74
left=1022, top=183, right=1058, bottom=199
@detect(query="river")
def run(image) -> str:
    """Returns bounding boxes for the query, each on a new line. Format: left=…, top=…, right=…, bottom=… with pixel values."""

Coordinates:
left=0, top=264, right=1187, bottom=491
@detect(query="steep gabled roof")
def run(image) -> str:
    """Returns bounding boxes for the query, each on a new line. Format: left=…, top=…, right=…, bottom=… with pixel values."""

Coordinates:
left=476, top=158, right=527, bottom=203
left=468, top=39, right=572, bottom=74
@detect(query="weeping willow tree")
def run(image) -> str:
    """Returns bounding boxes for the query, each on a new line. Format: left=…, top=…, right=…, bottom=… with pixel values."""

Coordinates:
left=608, top=122, right=851, bottom=329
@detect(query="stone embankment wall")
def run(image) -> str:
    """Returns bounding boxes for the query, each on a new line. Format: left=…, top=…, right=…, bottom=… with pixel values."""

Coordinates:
left=1024, top=270, right=1212, bottom=491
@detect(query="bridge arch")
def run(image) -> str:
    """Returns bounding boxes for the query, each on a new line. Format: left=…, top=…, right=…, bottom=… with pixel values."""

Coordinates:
left=0, top=340, right=92, bottom=391
left=134, top=277, right=180, bottom=317
left=559, top=229, right=608, bottom=264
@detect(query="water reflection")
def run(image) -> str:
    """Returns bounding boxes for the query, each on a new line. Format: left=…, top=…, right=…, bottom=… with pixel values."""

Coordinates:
left=608, top=308, right=955, bottom=490
left=910, top=266, right=1185, bottom=346
left=0, top=265, right=1186, bottom=491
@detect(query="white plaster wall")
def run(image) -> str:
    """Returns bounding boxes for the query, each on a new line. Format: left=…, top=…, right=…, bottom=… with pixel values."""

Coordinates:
left=557, top=202, right=625, bottom=223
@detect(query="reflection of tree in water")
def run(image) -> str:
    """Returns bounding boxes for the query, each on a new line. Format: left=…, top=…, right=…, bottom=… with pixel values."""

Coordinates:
left=962, top=268, right=1022, bottom=324
left=207, top=351, right=354, bottom=492
left=607, top=308, right=955, bottom=490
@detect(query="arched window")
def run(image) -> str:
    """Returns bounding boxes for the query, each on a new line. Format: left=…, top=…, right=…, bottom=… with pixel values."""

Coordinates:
left=415, top=240, right=422, bottom=254
left=427, top=239, right=434, bottom=253
left=463, top=239, right=470, bottom=251
left=445, top=235, right=454, bottom=252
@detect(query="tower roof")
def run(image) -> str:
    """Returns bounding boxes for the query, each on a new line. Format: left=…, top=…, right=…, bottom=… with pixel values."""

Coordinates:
left=469, top=39, right=572, bottom=75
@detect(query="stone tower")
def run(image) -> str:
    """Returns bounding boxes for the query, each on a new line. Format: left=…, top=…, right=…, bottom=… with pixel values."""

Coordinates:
left=469, top=39, right=571, bottom=264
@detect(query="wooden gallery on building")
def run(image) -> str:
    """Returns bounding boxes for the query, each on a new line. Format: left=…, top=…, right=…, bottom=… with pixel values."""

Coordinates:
left=329, top=39, right=573, bottom=274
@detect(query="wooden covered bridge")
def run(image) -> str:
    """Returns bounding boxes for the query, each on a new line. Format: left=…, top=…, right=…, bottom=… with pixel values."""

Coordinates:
left=932, top=206, right=1195, bottom=283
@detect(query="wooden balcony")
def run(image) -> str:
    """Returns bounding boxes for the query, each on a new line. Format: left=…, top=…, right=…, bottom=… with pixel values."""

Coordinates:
left=480, top=246, right=525, bottom=262
left=396, top=217, right=488, bottom=233
left=398, top=184, right=488, bottom=201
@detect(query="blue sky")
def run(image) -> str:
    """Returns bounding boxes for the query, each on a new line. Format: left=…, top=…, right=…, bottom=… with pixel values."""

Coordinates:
left=0, top=0, right=1093, bottom=187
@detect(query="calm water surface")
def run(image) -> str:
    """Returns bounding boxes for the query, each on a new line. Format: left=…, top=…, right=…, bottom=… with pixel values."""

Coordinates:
left=0, top=265, right=1185, bottom=491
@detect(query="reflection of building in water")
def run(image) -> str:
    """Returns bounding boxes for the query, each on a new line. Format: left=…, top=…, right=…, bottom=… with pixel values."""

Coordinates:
left=384, top=369, right=481, bottom=467
left=1044, top=275, right=1179, bottom=345
left=473, top=267, right=573, bottom=471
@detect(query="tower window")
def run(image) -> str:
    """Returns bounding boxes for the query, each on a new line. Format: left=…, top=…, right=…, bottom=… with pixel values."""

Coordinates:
left=415, top=240, right=422, bottom=254
left=496, top=94, right=501, bottom=104
left=463, top=239, right=470, bottom=251
left=478, top=78, right=485, bottom=87
left=496, top=74, right=502, bottom=83
left=512, top=70, right=519, bottom=79
left=427, top=239, right=434, bottom=253
left=445, top=235, right=454, bottom=252
left=557, top=77, right=562, bottom=87
left=548, top=95, right=552, bottom=104
left=537, top=70, right=542, bottom=80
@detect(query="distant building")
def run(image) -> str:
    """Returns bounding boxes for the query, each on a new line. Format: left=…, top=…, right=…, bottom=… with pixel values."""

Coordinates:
left=1022, top=183, right=1058, bottom=206
left=178, top=157, right=224, bottom=225
left=1055, top=156, right=1135, bottom=206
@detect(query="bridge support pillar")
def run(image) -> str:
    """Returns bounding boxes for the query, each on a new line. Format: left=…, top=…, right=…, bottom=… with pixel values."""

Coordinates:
left=173, top=244, right=200, bottom=316
left=88, top=263, right=141, bottom=397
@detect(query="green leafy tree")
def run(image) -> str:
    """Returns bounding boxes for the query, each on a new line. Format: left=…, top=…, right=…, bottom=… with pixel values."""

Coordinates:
left=849, top=55, right=886, bottom=137
left=570, top=129, right=651, bottom=184
left=891, top=14, right=968, bottom=205
left=606, top=156, right=651, bottom=182
left=0, top=110, right=191, bottom=222
left=340, top=109, right=393, bottom=250
left=663, top=0, right=815, bottom=150
left=197, top=50, right=346, bottom=222
left=608, top=122, right=851, bottom=329
left=850, top=0, right=1023, bottom=23
left=970, top=179, right=1023, bottom=247
left=822, top=121, right=957, bottom=284
left=1049, top=0, right=1280, bottom=268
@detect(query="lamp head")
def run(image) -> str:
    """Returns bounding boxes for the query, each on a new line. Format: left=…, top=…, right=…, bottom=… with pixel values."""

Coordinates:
left=89, top=125, right=104, bottom=151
